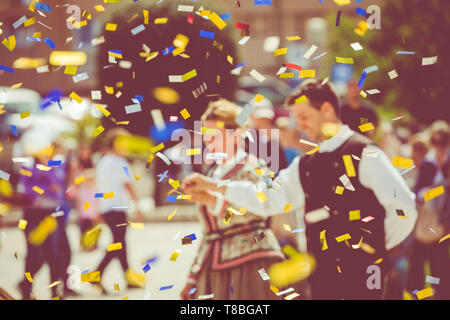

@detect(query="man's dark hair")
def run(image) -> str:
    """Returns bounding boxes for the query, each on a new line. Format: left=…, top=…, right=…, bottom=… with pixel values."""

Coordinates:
left=431, top=129, right=450, bottom=147
left=284, top=79, right=341, bottom=118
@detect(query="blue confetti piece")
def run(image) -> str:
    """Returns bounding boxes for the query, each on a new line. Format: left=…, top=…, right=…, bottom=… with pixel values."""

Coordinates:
left=10, top=125, right=18, bottom=136
left=34, top=2, right=51, bottom=12
left=412, top=289, right=419, bottom=295
left=48, top=160, right=62, bottom=166
left=40, top=89, right=62, bottom=110
left=356, top=0, right=364, bottom=2
left=82, top=269, right=90, bottom=274
left=123, top=166, right=130, bottom=177
left=364, top=65, right=379, bottom=74
left=312, top=52, right=327, bottom=61
left=235, top=62, right=248, bottom=68
left=185, top=233, right=197, bottom=241
left=44, top=37, right=56, bottom=50
left=149, top=121, right=184, bottom=144
left=355, top=7, right=367, bottom=17
left=142, top=264, right=151, bottom=273
left=159, top=285, right=174, bottom=291
left=0, top=65, right=14, bottom=73
left=166, top=195, right=177, bottom=203
left=396, top=51, right=416, bottom=55
left=230, top=281, right=234, bottom=294
left=336, top=11, right=341, bottom=26
left=145, top=256, right=158, bottom=264
left=162, top=46, right=174, bottom=55
left=26, top=37, right=42, bottom=42
left=134, top=95, right=144, bottom=102
left=108, top=49, right=122, bottom=56
left=254, top=0, right=272, bottom=5
left=291, top=228, right=305, bottom=233
left=219, top=13, right=231, bottom=20
left=357, top=71, right=368, bottom=89
left=200, top=30, right=215, bottom=39
left=188, top=287, right=197, bottom=295
left=95, top=193, right=104, bottom=198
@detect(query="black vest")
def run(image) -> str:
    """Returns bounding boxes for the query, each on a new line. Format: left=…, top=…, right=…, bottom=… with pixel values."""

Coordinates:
left=299, top=133, right=387, bottom=299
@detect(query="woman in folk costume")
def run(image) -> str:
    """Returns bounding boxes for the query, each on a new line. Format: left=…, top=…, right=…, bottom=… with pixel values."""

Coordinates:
left=180, top=99, right=285, bottom=300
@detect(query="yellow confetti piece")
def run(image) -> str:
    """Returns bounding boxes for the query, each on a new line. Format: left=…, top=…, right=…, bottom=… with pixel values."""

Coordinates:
left=403, top=290, right=413, bottom=300
left=32, top=32, right=41, bottom=39
left=299, top=69, right=315, bottom=78
left=199, top=10, right=211, bottom=17
left=177, top=194, right=192, bottom=200
left=169, top=179, right=181, bottom=189
left=374, top=258, right=383, bottom=264
left=168, top=208, right=177, bottom=221
left=358, top=122, right=375, bottom=132
left=354, top=21, right=368, bottom=36
left=105, top=23, right=117, bottom=31
left=20, top=110, right=30, bottom=119
left=32, top=186, right=44, bottom=194
left=337, top=265, right=342, bottom=273
left=439, top=233, right=450, bottom=243
left=284, top=292, right=300, bottom=300
left=181, top=69, right=198, bottom=82
left=352, top=236, right=364, bottom=249
left=254, top=94, right=264, bottom=102
left=335, top=185, right=344, bottom=195
left=94, top=5, right=105, bottom=12
left=268, top=249, right=316, bottom=287
left=69, top=91, right=83, bottom=104
left=392, top=156, right=414, bottom=169
left=73, top=20, right=87, bottom=28
left=143, top=10, right=149, bottom=24
left=64, top=65, right=78, bottom=75
left=284, top=203, right=293, bottom=212
left=360, top=91, right=367, bottom=99
left=81, top=271, right=101, bottom=283
left=154, top=17, right=168, bottom=24
left=83, top=201, right=91, bottom=211
left=20, top=169, right=32, bottom=177
left=349, top=210, right=361, bottom=221
left=416, top=287, right=434, bottom=300
left=150, top=143, right=165, bottom=154
left=274, top=48, right=288, bottom=56
left=25, top=272, right=34, bottom=283
left=129, top=221, right=144, bottom=229
left=424, top=185, right=445, bottom=202
left=92, top=125, right=105, bottom=137
left=256, top=192, right=267, bottom=203
left=180, top=108, right=190, bottom=120
left=48, top=281, right=61, bottom=288
left=336, top=57, right=354, bottom=64
left=283, top=224, right=292, bottom=232
left=74, top=175, right=85, bottom=185
left=295, top=95, right=307, bottom=105
left=107, top=242, right=123, bottom=252
left=336, top=233, right=351, bottom=242
left=18, top=219, right=28, bottom=230
left=320, top=230, right=328, bottom=251
left=2, top=35, right=16, bottom=52
left=23, top=17, right=37, bottom=27
left=342, top=155, right=357, bottom=177
left=170, top=249, right=181, bottom=261
left=147, top=154, right=155, bottom=164
left=28, top=216, right=57, bottom=245
left=115, top=121, right=129, bottom=125
left=36, top=164, right=51, bottom=171
left=134, top=174, right=141, bottom=180
left=270, top=284, right=279, bottom=294
left=306, top=146, right=320, bottom=155
left=103, top=192, right=115, bottom=199
left=114, top=284, right=120, bottom=291
left=122, top=296, right=128, bottom=300
left=286, top=35, right=301, bottom=41
left=360, top=242, right=376, bottom=254
left=186, top=148, right=201, bottom=156
left=209, top=12, right=227, bottom=30
left=108, top=50, right=122, bottom=59
left=279, top=73, right=294, bottom=78
left=96, top=105, right=111, bottom=117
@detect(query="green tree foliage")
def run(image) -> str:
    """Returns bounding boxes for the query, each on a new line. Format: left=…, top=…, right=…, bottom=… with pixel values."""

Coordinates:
left=326, top=0, right=450, bottom=126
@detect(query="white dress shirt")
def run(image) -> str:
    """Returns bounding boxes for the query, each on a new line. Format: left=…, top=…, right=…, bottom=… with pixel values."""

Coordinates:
left=214, top=125, right=418, bottom=250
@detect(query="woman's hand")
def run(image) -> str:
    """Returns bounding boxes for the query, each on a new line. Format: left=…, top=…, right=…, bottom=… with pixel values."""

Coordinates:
left=180, top=282, right=197, bottom=300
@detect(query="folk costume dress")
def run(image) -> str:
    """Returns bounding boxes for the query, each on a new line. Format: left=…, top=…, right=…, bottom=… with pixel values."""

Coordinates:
left=187, top=149, right=285, bottom=300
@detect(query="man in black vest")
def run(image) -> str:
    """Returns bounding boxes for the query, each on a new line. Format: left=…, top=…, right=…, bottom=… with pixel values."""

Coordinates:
left=182, top=79, right=418, bottom=300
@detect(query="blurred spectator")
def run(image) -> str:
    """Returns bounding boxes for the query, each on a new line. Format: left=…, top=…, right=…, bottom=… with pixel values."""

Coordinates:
left=340, top=79, right=379, bottom=138
left=93, top=128, right=145, bottom=293
left=407, top=122, right=450, bottom=299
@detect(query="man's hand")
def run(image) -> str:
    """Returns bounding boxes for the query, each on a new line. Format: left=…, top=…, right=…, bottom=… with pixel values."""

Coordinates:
left=182, top=173, right=214, bottom=193
left=186, top=190, right=217, bottom=207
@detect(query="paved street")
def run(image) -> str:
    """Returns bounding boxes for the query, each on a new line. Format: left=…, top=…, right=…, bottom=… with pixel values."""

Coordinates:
left=0, top=219, right=202, bottom=300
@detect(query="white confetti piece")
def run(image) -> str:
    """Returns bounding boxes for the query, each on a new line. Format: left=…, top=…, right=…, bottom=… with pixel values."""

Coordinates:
left=13, top=16, right=27, bottom=29
left=258, top=268, right=270, bottom=281
left=388, top=69, right=399, bottom=79
left=276, top=287, right=295, bottom=296
left=91, top=91, right=102, bottom=100
left=238, top=36, right=251, bottom=45
left=0, top=170, right=11, bottom=181
left=177, top=5, right=194, bottom=12
left=425, top=275, right=440, bottom=285
left=124, top=104, right=142, bottom=114
left=422, top=56, right=438, bottom=66
left=73, top=72, right=89, bottom=83
left=36, top=65, right=49, bottom=73
left=249, top=69, right=266, bottom=82
left=303, top=45, right=318, bottom=59
left=131, top=24, right=146, bottom=35
left=350, top=42, right=363, bottom=51
left=366, top=89, right=380, bottom=95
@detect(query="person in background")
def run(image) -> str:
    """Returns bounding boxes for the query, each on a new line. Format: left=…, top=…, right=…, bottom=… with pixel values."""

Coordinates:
left=180, top=99, right=285, bottom=300
left=93, top=128, right=145, bottom=293
left=407, top=123, right=450, bottom=299
left=340, top=79, right=379, bottom=139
